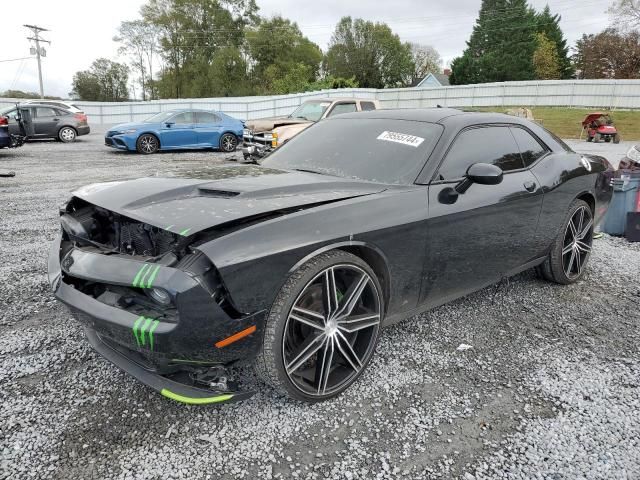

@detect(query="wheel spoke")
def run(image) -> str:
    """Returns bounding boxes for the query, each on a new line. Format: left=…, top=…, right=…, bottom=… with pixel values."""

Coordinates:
left=322, top=268, right=339, bottom=319
left=568, top=217, right=578, bottom=240
left=575, top=249, right=582, bottom=275
left=562, top=243, right=574, bottom=256
left=566, top=249, right=576, bottom=275
left=338, top=313, right=380, bottom=333
left=335, top=274, right=368, bottom=319
left=335, top=330, right=362, bottom=372
left=576, top=241, right=591, bottom=253
left=316, top=336, right=334, bottom=395
left=575, top=208, right=585, bottom=234
left=290, top=306, right=325, bottom=331
left=286, top=333, right=325, bottom=375
left=578, top=217, right=593, bottom=240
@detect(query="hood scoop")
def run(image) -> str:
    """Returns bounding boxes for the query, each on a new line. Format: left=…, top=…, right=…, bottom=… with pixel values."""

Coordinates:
left=197, top=188, right=240, bottom=199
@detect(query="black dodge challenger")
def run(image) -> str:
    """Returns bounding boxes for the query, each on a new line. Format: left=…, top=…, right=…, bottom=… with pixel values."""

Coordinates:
left=49, top=109, right=613, bottom=404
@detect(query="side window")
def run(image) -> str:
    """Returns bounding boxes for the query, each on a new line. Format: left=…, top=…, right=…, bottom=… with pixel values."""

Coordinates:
left=437, top=126, right=524, bottom=180
left=172, top=112, right=195, bottom=124
left=510, top=127, right=548, bottom=167
left=196, top=112, right=221, bottom=124
left=327, top=102, right=357, bottom=117
left=56, top=109, right=70, bottom=116
left=2, top=109, right=17, bottom=123
left=360, top=101, right=377, bottom=111
left=35, top=107, right=57, bottom=118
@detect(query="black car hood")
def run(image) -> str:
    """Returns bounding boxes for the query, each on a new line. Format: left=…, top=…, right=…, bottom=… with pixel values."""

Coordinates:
left=72, top=164, right=386, bottom=235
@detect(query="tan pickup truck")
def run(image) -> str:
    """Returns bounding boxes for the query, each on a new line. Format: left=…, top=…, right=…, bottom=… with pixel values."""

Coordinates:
left=242, top=97, right=381, bottom=160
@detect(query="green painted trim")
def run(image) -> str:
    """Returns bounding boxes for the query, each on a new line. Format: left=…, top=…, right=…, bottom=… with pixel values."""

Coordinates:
left=178, top=228, right=191, bottom=236
left=145, top=265, right=161, bottom=289
left=140, top=317, right=153, bottom=346
left=165, top=225, right=175, bottom=231
left=139, top=266, right=154, bottom=290
left=132, top=264, right=149, bottom=288
left=160, top=389, right=233, bottom=405
left=149, top=320, right=160, bottom=350
left=132, top=316, right=144, bottom=347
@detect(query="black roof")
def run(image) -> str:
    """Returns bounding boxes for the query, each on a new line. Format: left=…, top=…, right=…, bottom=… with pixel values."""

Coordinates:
left=333, top=108, right=528, bottom=126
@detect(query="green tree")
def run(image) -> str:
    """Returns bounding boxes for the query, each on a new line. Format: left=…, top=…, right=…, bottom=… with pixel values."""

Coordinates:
left=114, top=20, right=160, bottom=100
left=450, top=0, right=537, bottom=84
left=247, top=16, right=323, bottom=91
left=71, top=58, right=129, bottom=101
left=142, top=0, right=258, bottom=98
left=535, top=5, right=573, bottom=79
left=533, top=32, right=561, bottom=79
left=324, top=17, right=414, bottom=88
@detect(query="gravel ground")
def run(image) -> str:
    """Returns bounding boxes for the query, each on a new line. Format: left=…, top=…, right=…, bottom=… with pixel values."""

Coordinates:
left=1, top=132, right=639, bottom=480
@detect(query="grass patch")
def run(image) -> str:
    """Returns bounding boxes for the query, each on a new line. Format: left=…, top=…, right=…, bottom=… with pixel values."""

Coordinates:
left=469, top=107, right=640, bottom=141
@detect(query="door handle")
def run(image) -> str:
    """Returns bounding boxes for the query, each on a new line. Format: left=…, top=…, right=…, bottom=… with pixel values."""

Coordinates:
left=524, top=181, right=536, bottom=192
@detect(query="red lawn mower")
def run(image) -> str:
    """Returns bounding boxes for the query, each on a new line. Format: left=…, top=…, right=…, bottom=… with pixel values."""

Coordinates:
left=582, top=112, right=620, bottom=143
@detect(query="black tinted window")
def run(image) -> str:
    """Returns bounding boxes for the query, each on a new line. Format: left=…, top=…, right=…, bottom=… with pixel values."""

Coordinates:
left=172, top=112, right=195, bottom=124
left=510, top=127, right=548, bottom=167
left=262, top=118, right=442, bottom=185
left=327, top=103, right=357, bottom=117
left=361, top=101, right=377, bottom=111
left=438, top=126, right=524, bottom=180
left=196, top=112, right=221, bottom=124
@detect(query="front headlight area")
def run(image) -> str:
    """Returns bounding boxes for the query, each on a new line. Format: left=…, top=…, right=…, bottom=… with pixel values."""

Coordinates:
left=117, top=129, right=138, bottom=135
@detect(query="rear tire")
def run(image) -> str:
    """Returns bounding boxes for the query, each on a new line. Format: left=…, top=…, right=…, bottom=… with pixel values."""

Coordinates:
left=58, top=127, right=77, bottom=143
left=586, top=135, right=593, bottom=142
left=136, top=134, right=159, bottom=154
left=593, top=133, right=602, bottom=143
left=255, top=250, right=383, bottom=402
left=537, top=199, right=594, bottom=285
left=613, top=133, right=620, bottom=144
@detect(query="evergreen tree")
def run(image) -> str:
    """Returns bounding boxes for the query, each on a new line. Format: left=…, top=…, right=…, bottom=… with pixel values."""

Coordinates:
left=451, top=0, right=539, bottom=84
left=533, top=32, right=561, bottom=79
left=535, top=5, right=574, bottom=79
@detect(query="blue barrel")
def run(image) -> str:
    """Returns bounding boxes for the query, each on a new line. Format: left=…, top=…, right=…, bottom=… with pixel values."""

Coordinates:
left=601, top=173, right=640, bottom=236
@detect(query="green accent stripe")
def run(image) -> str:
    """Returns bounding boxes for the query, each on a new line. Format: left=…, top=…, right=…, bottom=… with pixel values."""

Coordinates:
left=165, top=225, right=174, bottom=231
left=178, top=228, right=191, bottom=236
left=132, top=316, right=144, bottom=346
left=140, top=267, right=154, bottom=290
left=140, top=317, right=153, bottom=346
left=132, top=264, right=149, bottom=288
left=145, top=266, right=161, bottom=289
left=160, top=389, right=234, bottom=405
left=149, top=320, right=160, bottom=350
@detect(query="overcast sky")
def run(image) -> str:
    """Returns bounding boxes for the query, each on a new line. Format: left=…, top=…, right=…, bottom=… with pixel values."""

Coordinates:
left=2, top=0, right=613, bottom=98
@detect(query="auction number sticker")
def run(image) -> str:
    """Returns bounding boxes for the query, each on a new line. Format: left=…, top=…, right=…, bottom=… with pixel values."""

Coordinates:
left=377, top=131, right=425, bottom=148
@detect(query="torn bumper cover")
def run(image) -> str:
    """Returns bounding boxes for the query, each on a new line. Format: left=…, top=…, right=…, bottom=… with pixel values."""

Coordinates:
left=48, top=233, right=262, bottom=404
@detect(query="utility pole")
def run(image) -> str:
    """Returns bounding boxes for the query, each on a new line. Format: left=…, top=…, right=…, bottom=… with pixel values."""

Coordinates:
left=24, top=24, right=50, bottom=99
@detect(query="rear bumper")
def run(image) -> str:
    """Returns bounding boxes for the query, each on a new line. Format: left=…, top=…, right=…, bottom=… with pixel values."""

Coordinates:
left=77, top=125, right=90, bottom=136
left=0, top=129, right=10, bottom=148
left=48, top=233, right=265, bottom=397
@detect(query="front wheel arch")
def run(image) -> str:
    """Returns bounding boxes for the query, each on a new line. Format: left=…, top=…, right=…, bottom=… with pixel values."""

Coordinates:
left=285, top=242, right=391, bottom=315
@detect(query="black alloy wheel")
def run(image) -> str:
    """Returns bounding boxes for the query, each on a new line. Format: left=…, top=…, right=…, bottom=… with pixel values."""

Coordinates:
left=255, top=251, right=383, bottom=402
left=537, top=199, right=594, bottom=284
left=136, top=134, right=159, bottom=154
left=561, top=205, right=594, bottom=280
left=220, top=133, right=238, bottom=152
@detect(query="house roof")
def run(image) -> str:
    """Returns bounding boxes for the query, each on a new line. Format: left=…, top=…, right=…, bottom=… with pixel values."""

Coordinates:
left=416, top=72, right=451, bottom=87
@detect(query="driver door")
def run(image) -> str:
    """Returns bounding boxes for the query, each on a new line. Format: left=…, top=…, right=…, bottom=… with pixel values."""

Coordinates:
left=420, top=125, right=543, bottom=304
left=160, top=112, right=198, bottom=148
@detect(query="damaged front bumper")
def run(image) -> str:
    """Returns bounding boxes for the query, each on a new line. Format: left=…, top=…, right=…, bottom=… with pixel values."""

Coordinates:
left=48, top=233, right=263, bottom=404
left=242, top=132, right=273, bottom=160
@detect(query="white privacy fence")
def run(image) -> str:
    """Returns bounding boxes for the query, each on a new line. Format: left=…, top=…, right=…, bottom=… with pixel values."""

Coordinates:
left=2, top=79, right=639, bottom=125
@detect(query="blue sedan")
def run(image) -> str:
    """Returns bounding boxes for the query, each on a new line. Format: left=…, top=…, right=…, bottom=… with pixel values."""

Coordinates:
left=105, top=109, right=244, bottom=154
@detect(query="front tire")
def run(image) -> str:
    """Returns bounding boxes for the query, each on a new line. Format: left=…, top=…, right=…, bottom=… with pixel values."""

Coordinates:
left=220, top=133, right=238, bottom=152
left=58, top=127, right=77, bottom=143
left=613, top=133, right=620, bottom=144
left=136, top=134, right=159, bottom=154
left=537, top=199, right=594, bottom=285
left=255, top=251, right=383, bottom=402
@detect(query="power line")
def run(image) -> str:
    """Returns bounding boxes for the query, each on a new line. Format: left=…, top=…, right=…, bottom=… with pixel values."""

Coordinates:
left=23, top=24, right=50, bottom=99
left=0, top=57, right=34, bottom=63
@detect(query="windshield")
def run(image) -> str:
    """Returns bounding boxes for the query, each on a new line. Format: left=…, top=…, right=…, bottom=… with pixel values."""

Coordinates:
left=262, top=118, right=443, bottom=185
left=144, top=111, right=177, bottom=123
left=288, top=101, right=331, bottom=122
